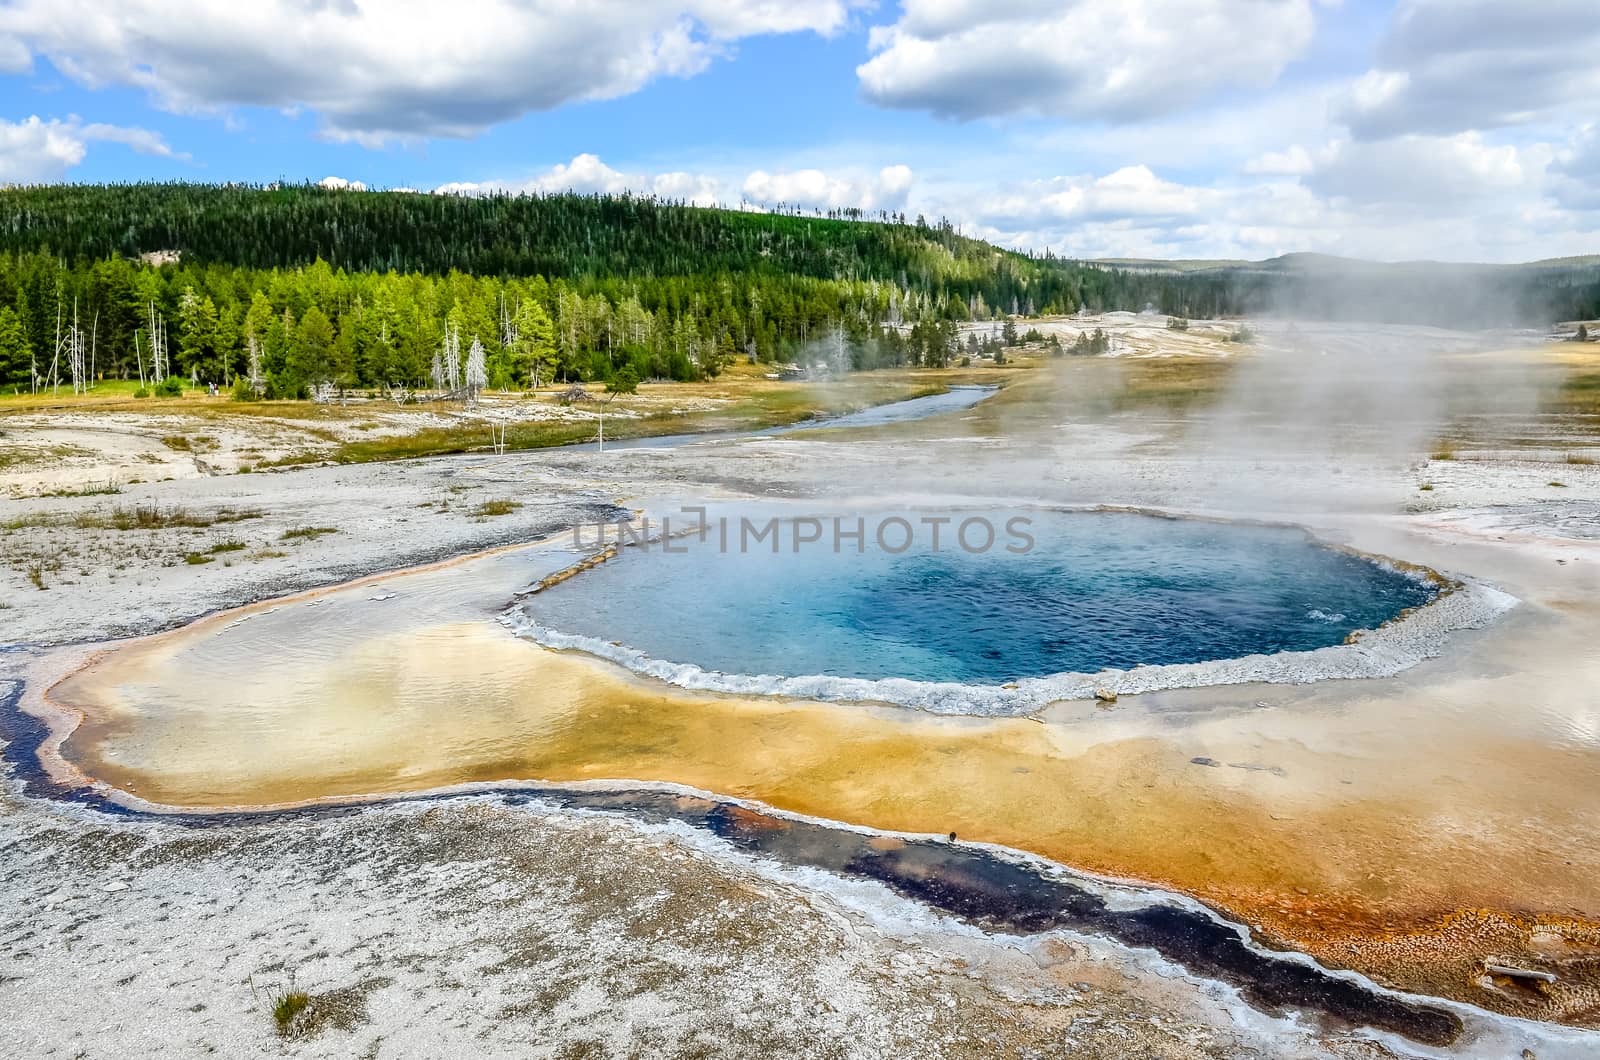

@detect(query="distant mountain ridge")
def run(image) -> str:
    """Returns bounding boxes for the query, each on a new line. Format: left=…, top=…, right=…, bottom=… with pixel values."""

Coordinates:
left=1091, top=252, right=1600, bottom=275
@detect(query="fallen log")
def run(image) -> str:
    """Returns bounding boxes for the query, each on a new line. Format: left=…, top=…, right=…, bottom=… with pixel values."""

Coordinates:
left=1485, top=963, right=1557, bottom=983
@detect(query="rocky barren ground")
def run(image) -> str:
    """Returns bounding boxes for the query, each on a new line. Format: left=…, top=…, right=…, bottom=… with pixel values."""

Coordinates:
left=4, top=328, right=1600, bottom=1057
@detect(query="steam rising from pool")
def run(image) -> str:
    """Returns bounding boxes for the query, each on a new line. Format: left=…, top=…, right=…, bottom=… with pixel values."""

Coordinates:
left=508, top=509, right=1483, bottom=713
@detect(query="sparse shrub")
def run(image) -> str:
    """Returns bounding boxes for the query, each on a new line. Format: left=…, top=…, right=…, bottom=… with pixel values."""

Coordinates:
left=133, top=386, right=151, bottom=399
left=18, top=504, right=267, bottom=532
left=154, top=376, right=183, bottom=398
left=183, top=552, right=213, bottom=565
left=46, top=481, right=121, bottom=497
left=281, top=526, right=339, bottom=541
left=273, top=991, right=309, bottom=1035
left=472, top=499, right=522, bottom=518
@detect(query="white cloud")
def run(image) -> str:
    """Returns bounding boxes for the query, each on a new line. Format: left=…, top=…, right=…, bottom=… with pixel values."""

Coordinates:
left=418, top=140, right=1595, bottom=264
left=929, top=139, right=1600, bottom=264
left=970, top=166, right=1209, bottom=231
left=0, top=32, right=30, bottom=73
left=741, top=165, right=914, bottom=212
left=435, top=154, right=724, bottom=206
left=528, top=154, right=721, bottom=205
left=1305, top=133, right=1537, bottom=207
left=0, top=115, right=180, bottom=183
left=78, top=122, right=185, bottom=160
left=857, top=0, right=1316, bottom=121
left=1337, top=0, right=1600, bottom=139
left=0, top=116, right=86, bottom=182
left=432, top=155, right=916, bottom=214
left=317, top=176, right=368, bottom=191
left=0, top=1, right=862, bottom=145
left=1551, top=125, right=1600, bottom=212
left=1244, top=145, right=1315, bottom=176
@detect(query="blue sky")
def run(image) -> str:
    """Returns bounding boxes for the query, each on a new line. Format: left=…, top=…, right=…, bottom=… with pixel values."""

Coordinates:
left=1, top=1, right=1597, bottom=262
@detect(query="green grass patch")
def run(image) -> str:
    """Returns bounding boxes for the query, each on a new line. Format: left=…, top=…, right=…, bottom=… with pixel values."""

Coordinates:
left=208, top=540, right=247, bottom=554
left=0, top=442, right=93, bottom=470
left=160, top=434, right=216, bottom=453
left=265, top=370, right=996, bottom=467
left=1550, top=365, right=1600, bottom=417
left=273, top=992, right=309, bottom=1036
left=183, top=552, right=213, bottom=565
left=3, top=504, right=261, bottom=531
left=42, top=481, right=122, bottom=497
left=472, top=499, right=522, bottom=517
left=1104, top=356, right=1236, bottom=413
left=281, top=526, right=338, bottom=541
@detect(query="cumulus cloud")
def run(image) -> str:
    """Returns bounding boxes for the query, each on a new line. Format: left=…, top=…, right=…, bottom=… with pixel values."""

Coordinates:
left=856, top=0, right=1316, bottom=121
left=741, top=165, right=914, bottom=212
left=0, top=115, right=181, bottom=183
left=528, top=153, right=722, bottom=204
left=77, top=122, right=186, bottom=160
left=935, top=140, right=1599, bottom=264
left=1245, top=145, right=1315, bottom=176
left=1550, top=125, right=1600, bottom=212
left=433, top=155, right=918, bottom=214
left=435, top=154, right=724, bottom=205
left=1305, top=133, right=1538, bottom=206
left=0, top=117, right=86, bottom=183
left=0, top=1, right=862, bottom=145
left=317, top=175, right=367, bottom=191
left=971, top=166, right=1209, bottom=231
left=0, top=33, right=31, bottom=73
left=1337, top=0, right=1600, bottom=140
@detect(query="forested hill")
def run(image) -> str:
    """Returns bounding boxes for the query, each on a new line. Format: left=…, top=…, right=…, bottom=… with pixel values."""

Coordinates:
left=0, top=182, right=1125, bottom=314
left=0, top=182, right=1180, bottom=395
left=0, top=183, right=1596, bottom=397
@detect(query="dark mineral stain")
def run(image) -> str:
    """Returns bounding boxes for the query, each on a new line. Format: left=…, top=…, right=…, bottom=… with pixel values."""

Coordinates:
left=0, top=679, right=1460, bottom=1046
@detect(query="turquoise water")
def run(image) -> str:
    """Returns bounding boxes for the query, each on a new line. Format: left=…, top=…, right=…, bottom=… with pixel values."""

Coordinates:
left=527, top=510, right=1437, bottom=684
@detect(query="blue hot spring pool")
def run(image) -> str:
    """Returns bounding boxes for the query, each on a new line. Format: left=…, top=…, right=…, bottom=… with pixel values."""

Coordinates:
left=522, top=510, right=1438, bottom=686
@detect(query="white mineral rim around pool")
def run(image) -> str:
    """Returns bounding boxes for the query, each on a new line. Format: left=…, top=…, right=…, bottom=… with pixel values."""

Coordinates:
left=503, top=507, right=1521, bottom=717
